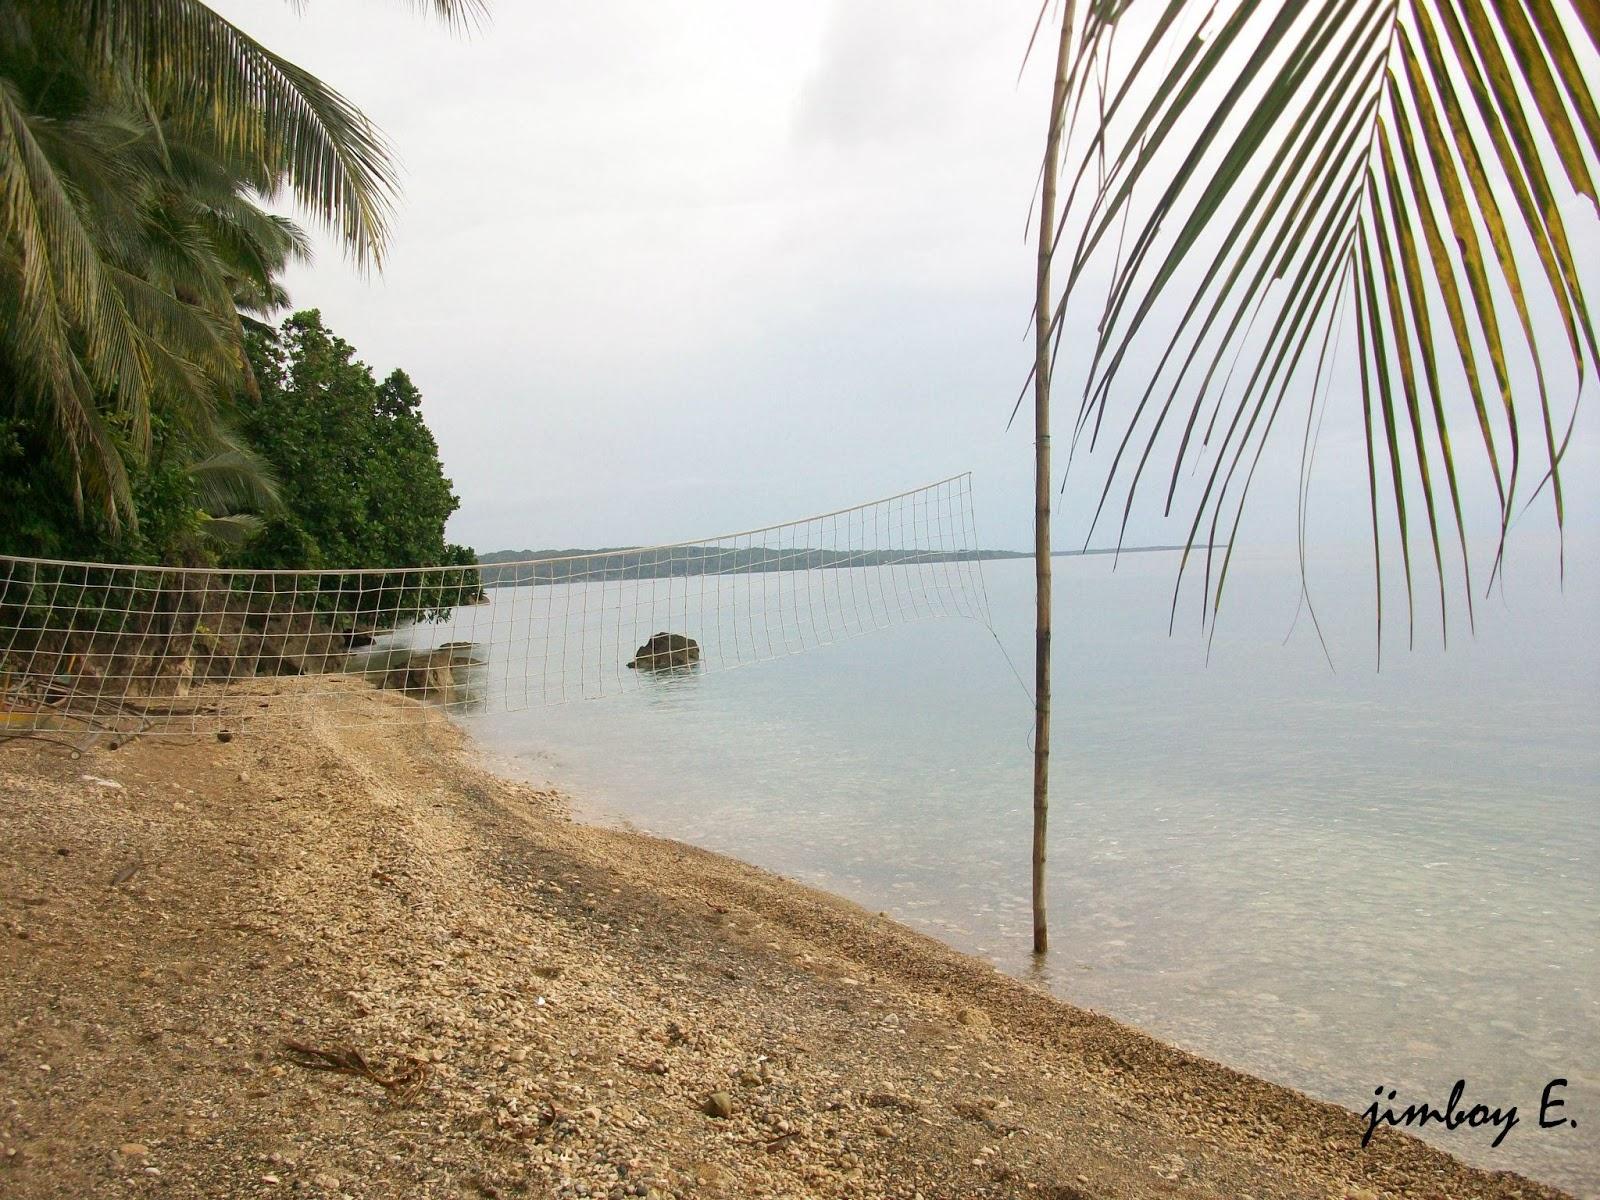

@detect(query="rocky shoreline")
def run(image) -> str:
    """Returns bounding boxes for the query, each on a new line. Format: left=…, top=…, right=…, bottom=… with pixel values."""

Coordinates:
left=0, top=680, right=1575, bottom=1199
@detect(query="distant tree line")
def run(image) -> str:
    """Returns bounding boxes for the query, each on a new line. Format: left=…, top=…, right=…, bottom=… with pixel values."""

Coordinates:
left=473, top=545, right=1203, bottom=586
left=475, top=546, right=998, bottom=587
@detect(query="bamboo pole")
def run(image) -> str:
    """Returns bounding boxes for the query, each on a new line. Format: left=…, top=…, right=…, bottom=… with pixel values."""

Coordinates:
left=1032, top=7, right=1075, bottom=956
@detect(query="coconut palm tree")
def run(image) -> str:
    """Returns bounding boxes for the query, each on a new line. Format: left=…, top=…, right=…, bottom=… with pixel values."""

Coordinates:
left=0, top=74, right=301, bottom=526
left=1023, top=0, right=1598, bottom=950
left=0, top=0, right=484, bottom=527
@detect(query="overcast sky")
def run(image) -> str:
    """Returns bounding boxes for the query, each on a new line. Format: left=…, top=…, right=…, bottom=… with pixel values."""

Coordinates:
left=215, top=1, right=1597, bottom=567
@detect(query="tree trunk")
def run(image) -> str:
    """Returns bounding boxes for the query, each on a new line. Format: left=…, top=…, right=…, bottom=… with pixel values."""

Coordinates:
left=1033, top=7, right=1075, bottom=957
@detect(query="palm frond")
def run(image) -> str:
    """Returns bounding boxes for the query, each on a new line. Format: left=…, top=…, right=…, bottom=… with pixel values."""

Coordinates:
left=395, top=0, right=489, bottom=34
left=1038, top=0, right=1598, bottom=654
left=284, top=0, right=489, bottom=35
left=42, top=0, right=400, bottom=266
left=184, top=436, right=282, bottom=517
left=0, top=81, right=148, bottom=518
left=194, top=510, right=266, bottom=547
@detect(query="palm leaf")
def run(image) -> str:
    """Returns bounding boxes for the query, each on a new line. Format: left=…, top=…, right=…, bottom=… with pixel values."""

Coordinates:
left=194, top=511, right=266, bottom=547
left=0, top=1, right=470, bottom=528
left=1036, top=0, right=1598, bottom=650
left=287, top=0, right=489, bottom=35
left=0, top=81, right=147, bottom=518
left=37, top=0, right=488, bottom=265
left=185, top=436, right=282, bottom=518
left=42, top=0, right=396, bottom=266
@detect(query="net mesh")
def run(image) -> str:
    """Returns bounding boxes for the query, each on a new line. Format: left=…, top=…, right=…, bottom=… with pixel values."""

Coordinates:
left=1, top=474, right=991, bottom=742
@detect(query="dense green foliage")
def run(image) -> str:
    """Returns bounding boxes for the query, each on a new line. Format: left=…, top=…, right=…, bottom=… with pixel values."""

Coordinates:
left=0, top=2, right=480, bottom=592
left=1, top=5, right=309, bottom=526
left=235, top=311, right=478, bottom=620
left=3, top=310, right=473, bottom=598
left=0, top=406, right=278, bottom=565
left=239, top=312, right=466, bottom=574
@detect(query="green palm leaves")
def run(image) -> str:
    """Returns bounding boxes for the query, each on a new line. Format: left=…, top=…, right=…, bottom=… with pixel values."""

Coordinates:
left=1039, top=0, right=1598, bottom=649
left=0, top=1, right=483, bottom=531
left=61, top=0, right=397, bottom=267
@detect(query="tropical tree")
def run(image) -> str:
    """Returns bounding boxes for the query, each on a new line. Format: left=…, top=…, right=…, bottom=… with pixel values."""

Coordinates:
left=0, top=0, right=484, bottom=529
left=1024, top=0, right=1598, bottom=950
left=236, top=310, right=478, bottom=623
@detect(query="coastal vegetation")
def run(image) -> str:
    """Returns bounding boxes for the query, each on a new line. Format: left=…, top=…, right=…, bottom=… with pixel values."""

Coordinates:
left=0, top=304, right=480, bottom=712
left=0, top=0, right=479, bottom=577
left=0, top=0, right=484, bottom=691
left=0, top=2, right=483, bottom=716
left=2, top=310, right=470, bottom=582
left=232, top=310, right=478, bottom=621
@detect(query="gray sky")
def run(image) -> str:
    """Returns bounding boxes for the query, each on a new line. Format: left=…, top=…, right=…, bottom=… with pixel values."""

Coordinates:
left=216, top=1, right=1597, bottom=565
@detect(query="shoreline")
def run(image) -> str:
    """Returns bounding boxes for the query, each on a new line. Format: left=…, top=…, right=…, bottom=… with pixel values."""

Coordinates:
left=0, top=682, right=1576, bottom=1199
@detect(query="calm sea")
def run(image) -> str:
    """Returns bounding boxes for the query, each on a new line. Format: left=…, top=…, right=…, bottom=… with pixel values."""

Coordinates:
left=453, top=544, right=1597, bottom=1192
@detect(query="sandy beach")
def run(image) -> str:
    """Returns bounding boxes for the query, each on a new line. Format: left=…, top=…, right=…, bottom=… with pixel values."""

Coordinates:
left=0, top=682, right=1574, bottom=1199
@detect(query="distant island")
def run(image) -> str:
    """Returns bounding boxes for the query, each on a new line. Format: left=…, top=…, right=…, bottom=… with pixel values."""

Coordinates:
left=474, top=544, right=1194, bottom=587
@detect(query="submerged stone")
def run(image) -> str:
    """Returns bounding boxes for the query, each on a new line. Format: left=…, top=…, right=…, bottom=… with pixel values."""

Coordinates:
left=627, top=632, right=700, bottom=670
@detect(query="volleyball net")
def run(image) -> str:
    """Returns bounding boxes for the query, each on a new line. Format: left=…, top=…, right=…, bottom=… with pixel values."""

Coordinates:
left=0, top=474, right=992, bottom=741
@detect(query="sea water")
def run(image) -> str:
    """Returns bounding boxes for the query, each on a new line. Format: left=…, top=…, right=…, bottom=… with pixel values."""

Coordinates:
left=456, top=544, right=1598, bottom=1192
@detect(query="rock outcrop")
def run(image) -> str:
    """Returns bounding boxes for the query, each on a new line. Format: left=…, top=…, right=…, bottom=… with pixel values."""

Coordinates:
left=372, top=643, right=485, bottom=701
left=626, top=632, right=700, bottom=670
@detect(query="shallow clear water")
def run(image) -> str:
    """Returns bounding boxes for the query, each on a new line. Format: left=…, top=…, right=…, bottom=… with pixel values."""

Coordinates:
left=456, top=546, right=1598, bottom=1192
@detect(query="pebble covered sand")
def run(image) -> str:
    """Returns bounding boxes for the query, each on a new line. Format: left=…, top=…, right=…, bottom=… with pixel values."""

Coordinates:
left=0, top=682, right=1574, bottom=1199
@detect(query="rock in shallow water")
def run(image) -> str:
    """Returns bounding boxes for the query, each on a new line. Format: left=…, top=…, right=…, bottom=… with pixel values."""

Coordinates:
left=626, top=632, right=700, bottom=670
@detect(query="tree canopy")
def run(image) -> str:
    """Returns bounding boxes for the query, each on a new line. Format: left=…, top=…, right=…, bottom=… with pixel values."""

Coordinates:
left=0, top=0, right=481, bottom=536
left=0, top=1, right=482, bottom=579
left=237, top=311, right=471, bottom=578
